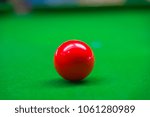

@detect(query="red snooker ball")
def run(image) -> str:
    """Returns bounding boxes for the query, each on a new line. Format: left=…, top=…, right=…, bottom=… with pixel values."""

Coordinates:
left=54, top=40, right=94, bottom=81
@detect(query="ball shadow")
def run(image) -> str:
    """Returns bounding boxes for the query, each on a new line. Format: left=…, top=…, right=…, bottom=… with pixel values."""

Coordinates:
left=43, top=76, right=105, bottom=88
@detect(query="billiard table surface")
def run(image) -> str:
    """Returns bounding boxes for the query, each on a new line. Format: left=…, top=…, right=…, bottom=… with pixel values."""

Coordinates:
left=0, top=6, right=150, bottom=100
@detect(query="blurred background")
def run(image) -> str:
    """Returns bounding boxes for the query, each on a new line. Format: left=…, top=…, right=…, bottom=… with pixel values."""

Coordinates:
left=0, top=0, right=150, bottom=14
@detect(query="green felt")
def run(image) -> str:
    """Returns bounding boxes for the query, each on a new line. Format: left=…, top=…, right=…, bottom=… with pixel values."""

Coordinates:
left=0, top=7, right=150, bottom=100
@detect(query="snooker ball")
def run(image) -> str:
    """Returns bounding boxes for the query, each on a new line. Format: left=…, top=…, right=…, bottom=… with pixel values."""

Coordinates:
left=54, top=40, right=94, bottom=81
